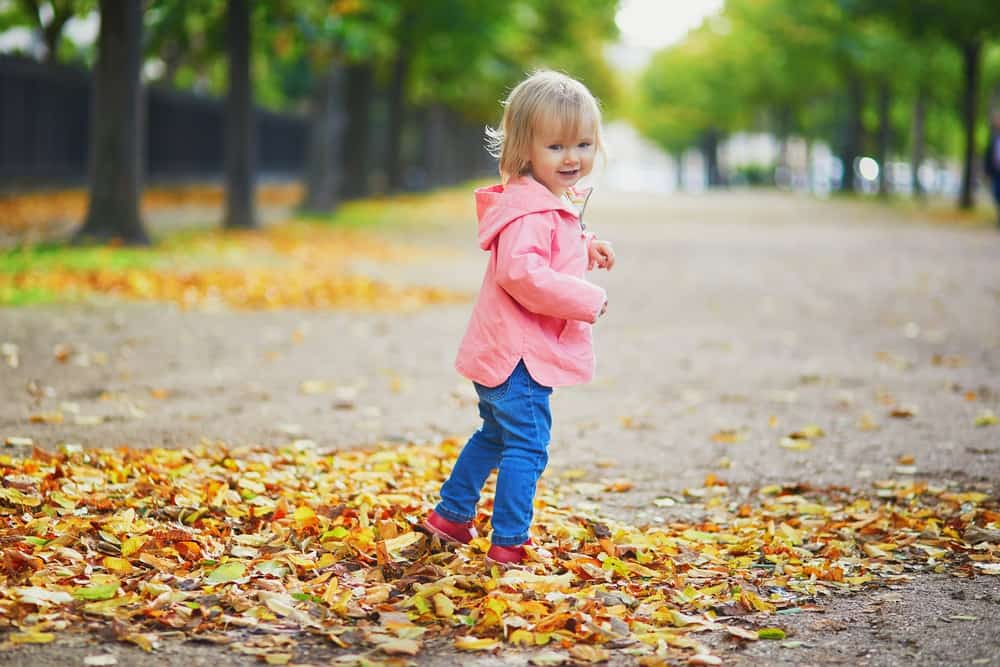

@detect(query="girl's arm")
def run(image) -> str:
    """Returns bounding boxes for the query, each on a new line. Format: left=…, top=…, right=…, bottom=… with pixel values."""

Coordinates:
left=495, top=213, right=607, bottom=322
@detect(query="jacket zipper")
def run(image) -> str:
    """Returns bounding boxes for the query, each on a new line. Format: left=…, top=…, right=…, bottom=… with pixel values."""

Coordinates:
left=577, top=188, right=594, bottom=231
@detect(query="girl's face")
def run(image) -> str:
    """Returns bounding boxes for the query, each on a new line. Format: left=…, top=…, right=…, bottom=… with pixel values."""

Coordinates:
left=527, top=116, right=596, bottom=197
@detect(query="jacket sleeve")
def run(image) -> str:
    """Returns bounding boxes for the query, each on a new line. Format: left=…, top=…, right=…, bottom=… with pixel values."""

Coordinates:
left=985, top=138, right=996, bottom=177
left=494, top=212, right=607, bottom=322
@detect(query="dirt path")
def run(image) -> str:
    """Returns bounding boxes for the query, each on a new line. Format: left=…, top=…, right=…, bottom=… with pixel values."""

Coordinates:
left=2, top=191, right=999, bottom=665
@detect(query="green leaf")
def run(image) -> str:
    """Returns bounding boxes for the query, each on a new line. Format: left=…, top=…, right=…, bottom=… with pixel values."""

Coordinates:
left=255, top=560, right=289, bottom=577
left=73, top=575, right=120, bottom=601
left=758, top=627, right=787, bottom=640
left=974, top=411, right=997, bottom=427
left=205, top=561, right=247, bottom=584
left=322, top=526, right=349, bottom=540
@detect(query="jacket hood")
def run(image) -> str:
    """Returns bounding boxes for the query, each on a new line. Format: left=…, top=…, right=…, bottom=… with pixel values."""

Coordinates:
left=474, top=175, right=591, bottom=250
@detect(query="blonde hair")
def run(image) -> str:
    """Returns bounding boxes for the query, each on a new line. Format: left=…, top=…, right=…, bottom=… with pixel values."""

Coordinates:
left=486, top=70, right=604, bottom=183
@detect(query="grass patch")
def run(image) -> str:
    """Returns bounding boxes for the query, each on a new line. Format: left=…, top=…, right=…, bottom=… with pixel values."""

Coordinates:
left=0, top=284, right=64, bottom=306
left=0, top=186, right=477, bottom=310
left=0, top=242, right=165, bottom=274
left=305, top=182, right=484, bottom=230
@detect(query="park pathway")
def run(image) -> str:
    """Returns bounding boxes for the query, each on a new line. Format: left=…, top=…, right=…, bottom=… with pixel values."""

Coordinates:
left=2, top=190, right=999, bottom=666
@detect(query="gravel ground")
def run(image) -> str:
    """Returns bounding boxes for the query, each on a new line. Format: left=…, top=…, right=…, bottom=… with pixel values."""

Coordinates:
left=1, top=190, right=999, bottom=665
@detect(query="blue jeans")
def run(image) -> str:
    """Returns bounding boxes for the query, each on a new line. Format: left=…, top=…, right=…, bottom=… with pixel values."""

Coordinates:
left=435, top=360, right=553, bottom=546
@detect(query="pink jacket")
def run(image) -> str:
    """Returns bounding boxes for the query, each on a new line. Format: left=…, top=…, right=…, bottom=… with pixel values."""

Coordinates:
left=455, top=175, right=607, bottom=388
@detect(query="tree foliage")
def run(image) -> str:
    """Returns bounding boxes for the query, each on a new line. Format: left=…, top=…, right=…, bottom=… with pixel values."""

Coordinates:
left=633, top=0, right=1000, bottom=206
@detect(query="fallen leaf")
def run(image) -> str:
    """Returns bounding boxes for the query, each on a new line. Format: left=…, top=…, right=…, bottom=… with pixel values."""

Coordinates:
left=758, top=628, right=787, bottom=640
left=377, top=638, right=421, bottom=656
left=432, top=593, right=454, bottom=618
left=711, top=429, right=745, bottom=444
left=83, top=656, right=119, bottom=666
left=72, top=575, right=120, bottom=601
left=725, top=625, right=759, bottom=640
left=779, top=437, right=813, bottom=451
left=300, top=380, right=330, bottom=395
left=205, top=561, right=247, bottom=584
left=8, top=630, right=56, bottom=644
left=789, top=425, right=825, bottom=439
left=687, top=655, right=722, bottom=666
left=569, top=645, right=610, bottom=663
left=529, top=650, right=569, bottom=666
left=454, top=637, right=500, bottom=651
left=974, top=411, right=998, bottom=427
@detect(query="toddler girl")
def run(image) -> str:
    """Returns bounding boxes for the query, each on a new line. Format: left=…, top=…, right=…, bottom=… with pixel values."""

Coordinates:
left=424, top=70, right=615, bottom=566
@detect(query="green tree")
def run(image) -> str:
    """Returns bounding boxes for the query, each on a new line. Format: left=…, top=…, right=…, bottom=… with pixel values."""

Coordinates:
left=843, top=0, right=1000, bottom=208
left=634, top=19, right=754, bottom=186
left=0, top=0, right=94, bottom=64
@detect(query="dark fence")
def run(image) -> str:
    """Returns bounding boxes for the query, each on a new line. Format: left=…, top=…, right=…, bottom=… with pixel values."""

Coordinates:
left=0, top=54, right=307, bottom=190
left=0, top=54, right=496, bottom=195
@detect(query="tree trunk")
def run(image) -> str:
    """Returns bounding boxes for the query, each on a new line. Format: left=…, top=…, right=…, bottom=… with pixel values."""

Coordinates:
left=911, top=84, right=926, bottom=200
left=301, top=67, right=346, bottom=213
left=702, top=129, right=721, bottom=187
left=876, top=79, right=891, bottom=199
left=958, top=39, right=981, bottom=210
left=776, top=105, right=791, bottom=177
left=340, top=63, right=374, bottom=200
left=224, top=0, right=255, bottom=229
left=840, top=72, right=865, bottom=193
left=385, top=46, right=411, bottom=192
left=74, top=0, right=148, bottom=245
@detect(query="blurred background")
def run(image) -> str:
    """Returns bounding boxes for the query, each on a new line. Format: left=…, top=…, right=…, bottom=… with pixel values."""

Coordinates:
left=0, top=0, right=999, bottom=245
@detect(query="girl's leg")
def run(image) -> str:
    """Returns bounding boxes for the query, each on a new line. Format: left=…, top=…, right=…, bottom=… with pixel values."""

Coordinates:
left=489, top=362, right=553, bottom=546
left=435, top=399, right=504, bottom=523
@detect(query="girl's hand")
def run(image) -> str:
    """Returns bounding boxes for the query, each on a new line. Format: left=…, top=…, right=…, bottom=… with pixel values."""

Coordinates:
left=588, top=240, right=615, bottom=271
left=592, top=300, right=607, bottom=323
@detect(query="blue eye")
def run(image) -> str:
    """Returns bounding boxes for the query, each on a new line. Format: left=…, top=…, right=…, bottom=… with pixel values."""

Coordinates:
left=579, top=142, right=592, bottom=149
left=548, top=144, right=562, bottom=151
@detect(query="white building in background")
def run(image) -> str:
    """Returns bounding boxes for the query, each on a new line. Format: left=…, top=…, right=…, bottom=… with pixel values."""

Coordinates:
left=598, top=121, right=677, bottom=193
left=590, top=122, right=962, bottom=198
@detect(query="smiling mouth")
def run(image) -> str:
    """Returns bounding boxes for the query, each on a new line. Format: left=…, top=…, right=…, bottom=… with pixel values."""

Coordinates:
left=558, top=169, right=579, bottom=177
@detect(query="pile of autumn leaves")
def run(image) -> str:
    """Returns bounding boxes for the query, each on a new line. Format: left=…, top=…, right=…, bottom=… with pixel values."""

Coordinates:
left=1, top=223, right=466, bottom=311
left=0, top=438, right=997, bottom=665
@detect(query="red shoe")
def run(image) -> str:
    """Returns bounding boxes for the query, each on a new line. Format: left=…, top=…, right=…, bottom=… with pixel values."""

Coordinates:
left=486, top=539, right=533, bottom=567
left=423, top=510, right=475, bottom=545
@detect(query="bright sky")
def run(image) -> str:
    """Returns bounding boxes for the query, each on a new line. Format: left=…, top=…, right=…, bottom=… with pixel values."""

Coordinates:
left=615, top=0, right=724, bottom=50
left=2, top=2, right=722, bottom=70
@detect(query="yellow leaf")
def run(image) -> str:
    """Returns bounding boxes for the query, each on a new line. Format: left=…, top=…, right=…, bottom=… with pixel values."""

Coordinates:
left=779, top=436, right=812, bottom=451
left=711, top=429, right=745, bottom=444
left=293, top=506, right=318, bottom=530
left=121, top=535, right=148, bottom=557
left=9, top=631, right=55, bottom=644
left=432, top=593, right=454, bottom=618
left=102, top=556, right=134, bottom=575
left=509, top=629, right=533, bottom=646
left=454, top=637, right=500, bottom=651
left=789, top=425, right=825, bottom=439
